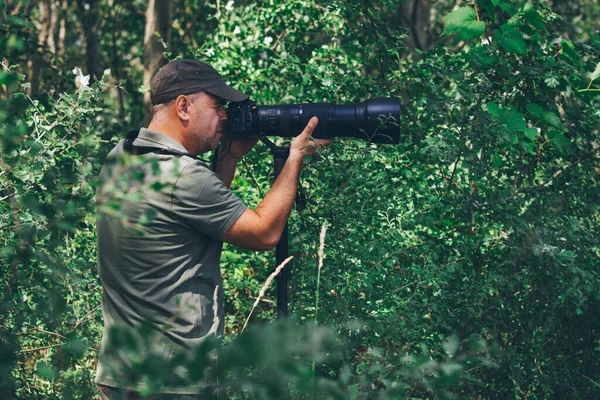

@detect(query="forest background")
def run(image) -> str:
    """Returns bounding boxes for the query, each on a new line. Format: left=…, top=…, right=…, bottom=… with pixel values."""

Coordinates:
left=1, top=0, right=599, bottom=398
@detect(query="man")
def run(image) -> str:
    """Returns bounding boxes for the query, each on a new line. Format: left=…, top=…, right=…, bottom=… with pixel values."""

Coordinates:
left=95, top=59, right=331, bottom=398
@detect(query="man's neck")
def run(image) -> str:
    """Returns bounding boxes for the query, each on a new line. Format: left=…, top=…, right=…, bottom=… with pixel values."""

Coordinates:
left=147, top=121, right=189, bottom=151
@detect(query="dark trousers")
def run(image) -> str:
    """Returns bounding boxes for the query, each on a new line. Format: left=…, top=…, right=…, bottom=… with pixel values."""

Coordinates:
left=97, top=385, right=227, bottom=400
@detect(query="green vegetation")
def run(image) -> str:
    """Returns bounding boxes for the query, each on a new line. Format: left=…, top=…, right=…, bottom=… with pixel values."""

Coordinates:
left=1, top=0, right=599, bottom=398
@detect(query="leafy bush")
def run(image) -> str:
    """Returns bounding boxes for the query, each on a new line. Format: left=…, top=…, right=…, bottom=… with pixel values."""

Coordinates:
left=1, top=0, right=599, bottom=399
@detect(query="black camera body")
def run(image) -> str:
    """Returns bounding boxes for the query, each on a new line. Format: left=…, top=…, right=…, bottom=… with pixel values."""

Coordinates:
left=227, top=98, right=401, bottom=144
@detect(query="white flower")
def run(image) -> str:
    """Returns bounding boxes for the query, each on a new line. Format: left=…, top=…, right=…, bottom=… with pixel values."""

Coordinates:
left=79, top=74, right=90, bottom=87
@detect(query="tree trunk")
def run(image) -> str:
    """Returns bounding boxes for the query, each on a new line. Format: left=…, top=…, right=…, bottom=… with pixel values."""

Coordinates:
left=108, top=0, right=125, bottom=123
left=29, top=0, right=52, bottom=98
left=57, top=0, right=68, bottom=58
left=143, top=0, right=172, bottom=125
left=398, top=0, right=432, bottom=52
left=77, top=0, right=101, bottom=82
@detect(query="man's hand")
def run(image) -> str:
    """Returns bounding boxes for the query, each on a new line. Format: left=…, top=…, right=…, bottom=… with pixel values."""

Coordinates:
left=289, top=117, right=332, bottom=166
left=220, top=136, right=259, bottom=161
left=214, top=136, right=258, bottom=187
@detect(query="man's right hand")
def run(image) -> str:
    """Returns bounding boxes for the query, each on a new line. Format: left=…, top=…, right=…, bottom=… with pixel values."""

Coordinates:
left=289, top=117, right=332, bottom=166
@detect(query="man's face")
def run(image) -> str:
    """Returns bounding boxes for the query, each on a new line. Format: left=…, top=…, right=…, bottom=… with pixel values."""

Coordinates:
left=187, top=92, right=227, bottom=154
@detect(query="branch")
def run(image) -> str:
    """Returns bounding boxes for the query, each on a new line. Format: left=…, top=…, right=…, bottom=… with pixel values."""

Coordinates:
left=363, top=0, right=387, bottom=88
left=172, top=0, right=206, bottom=55
left=490, top=144, right=600, bottom=206
left=18, top=343, right=65, bottom=354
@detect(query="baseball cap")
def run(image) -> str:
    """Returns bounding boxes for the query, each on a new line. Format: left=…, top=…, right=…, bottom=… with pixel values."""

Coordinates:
left=150, top=59, right=249, bottom=105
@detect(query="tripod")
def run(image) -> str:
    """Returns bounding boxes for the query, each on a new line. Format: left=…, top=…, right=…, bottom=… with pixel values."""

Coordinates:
left=260, top=136, right=306, bottom=318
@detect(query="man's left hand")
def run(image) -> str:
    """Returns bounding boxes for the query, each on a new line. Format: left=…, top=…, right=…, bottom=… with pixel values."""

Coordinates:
left=221, top=136, right=259, bottom=161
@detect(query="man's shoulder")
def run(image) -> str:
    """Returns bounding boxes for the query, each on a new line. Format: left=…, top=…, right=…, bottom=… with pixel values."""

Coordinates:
left=173, top=157, right=221, bottom=193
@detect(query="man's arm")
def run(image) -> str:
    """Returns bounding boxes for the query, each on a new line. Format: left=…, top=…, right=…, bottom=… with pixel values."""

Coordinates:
left=220, top=117, right=330, bottom=251
left=213, top=136, right=258, bottom=188
left=213, top=151, right=240, bottom=188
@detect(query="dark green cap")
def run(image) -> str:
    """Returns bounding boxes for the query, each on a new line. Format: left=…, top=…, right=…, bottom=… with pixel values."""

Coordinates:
left=150, top=59, right=249, bottom=105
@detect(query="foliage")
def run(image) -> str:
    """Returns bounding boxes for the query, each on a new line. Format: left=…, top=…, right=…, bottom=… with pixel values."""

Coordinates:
left=1, top=0, right=599, bottom=399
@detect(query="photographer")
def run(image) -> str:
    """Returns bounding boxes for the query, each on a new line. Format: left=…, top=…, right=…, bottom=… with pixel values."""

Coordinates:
left=95, top=59, right=331, bottom=399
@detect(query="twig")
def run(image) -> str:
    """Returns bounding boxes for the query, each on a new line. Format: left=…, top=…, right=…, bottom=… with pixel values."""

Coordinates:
left=74, top=304, right=101, bottom=328
left=241, top=157, right=265, bottom=198
left=363, top=0, right=387, bottom=88
left=241, top=256, right=293, bottom=333
left=490, top=144, right=600, bottom=206
left=444, top=150, right=463, bottom=194
left=34, top=328, right=66, bottom=340
left=206, top=285, right=221, bottom=336
left=18, top=343, right=65, bottom=354
left=584, top=375, right=600, bottom=388
left=577, top=77, right=599, bottom=92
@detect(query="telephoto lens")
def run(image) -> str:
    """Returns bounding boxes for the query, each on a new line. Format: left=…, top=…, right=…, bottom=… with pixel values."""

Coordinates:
left=227, top=98, right=401, bottom=144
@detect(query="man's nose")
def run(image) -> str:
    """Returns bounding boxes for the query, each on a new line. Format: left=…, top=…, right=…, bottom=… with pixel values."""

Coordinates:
left=218, top=107, right=227, bottom=121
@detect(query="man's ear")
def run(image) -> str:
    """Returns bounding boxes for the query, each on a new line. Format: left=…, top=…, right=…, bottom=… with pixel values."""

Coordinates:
left=175, top=95, right=191, bottom=122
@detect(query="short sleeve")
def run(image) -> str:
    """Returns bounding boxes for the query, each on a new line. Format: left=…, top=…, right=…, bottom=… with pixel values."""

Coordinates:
left=171, top=160, right=247, bottom=239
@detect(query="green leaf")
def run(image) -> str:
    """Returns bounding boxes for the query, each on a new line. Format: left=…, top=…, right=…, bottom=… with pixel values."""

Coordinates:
left=486, top=102, right=500, bottom=118
left=520, top=3, right=545, bottom=30
left=222, top=250, right=242, bottom=262
left=527, top=104, right=562, bottom=128
left=468, top=46, right=499, bottom=67
left=440, top=362, right=464, bottom=384
left=521, top=2, right=535, bottom=13
left=524, top=127, right=538, bottom=141
left=544, top=76, right=559, bottom=88
left=541, top=112, right=562, bottom=128
left=507, top=13, right=520, bottom=26
left=588, top=62, right=600, bottom=82
left=442, top=7, right=486, bottom=40
left=492, top=154, right=502, bottom=169
left=492, top=0, right=517, bottom=13
left=526, top=103, right=544, bottom=118
left=36, top=362, right=57, bottom=380
left=487, top=103, right=526, bottom=134
left=548, top=130, right=570, bottom=153
left=442, top=335, right=459, bottom=357
left=503, top=110, right=526, bottom=134
left=495, top=25, right=527, bottom=55
left=561, top=41, right=580, bottom=61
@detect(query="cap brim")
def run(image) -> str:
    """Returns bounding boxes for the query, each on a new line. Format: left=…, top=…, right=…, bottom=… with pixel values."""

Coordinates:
left=205, top=84, right=249, bottom=102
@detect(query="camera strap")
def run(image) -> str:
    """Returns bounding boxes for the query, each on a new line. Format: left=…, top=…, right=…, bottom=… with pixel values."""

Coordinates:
left=123, top=129, right=200, bottom=159
left=123, top=130, right=306, bottom=209
left=123, top=130, right=223, bottom=172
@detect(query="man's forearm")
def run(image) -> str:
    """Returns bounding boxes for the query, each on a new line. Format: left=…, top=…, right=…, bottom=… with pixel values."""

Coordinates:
left=219, top=152, right=303, bottom=251
left=214, top=153, right=239, bottom=188
left=253, top=153, right=303, bottom=244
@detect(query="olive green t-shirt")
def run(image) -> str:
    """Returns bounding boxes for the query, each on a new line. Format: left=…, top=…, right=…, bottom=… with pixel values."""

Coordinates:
left=95, top=128, right=246, bottom=393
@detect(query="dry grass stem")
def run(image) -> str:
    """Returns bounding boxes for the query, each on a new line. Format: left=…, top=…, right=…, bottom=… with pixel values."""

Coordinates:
left=318, top=222, right=327, bottom=272
left=206, top=285, right=220, bottom=336
left=241, top=256, right=294, bottom=333
left=315, top=222, right=327, bottom=325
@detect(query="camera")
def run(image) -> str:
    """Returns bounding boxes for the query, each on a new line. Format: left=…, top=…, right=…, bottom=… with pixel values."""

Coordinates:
left=226, top=98, right=401, bottom=144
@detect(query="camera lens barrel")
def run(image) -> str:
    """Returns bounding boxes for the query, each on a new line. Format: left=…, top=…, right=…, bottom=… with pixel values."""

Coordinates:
left=227, top=98, right=401, bottom=144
